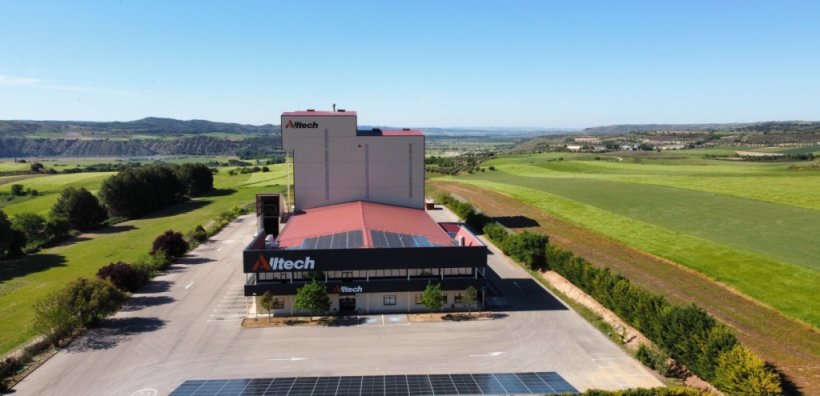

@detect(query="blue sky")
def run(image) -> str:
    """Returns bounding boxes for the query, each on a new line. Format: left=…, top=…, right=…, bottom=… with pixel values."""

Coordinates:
left=1, top=1, right=819, bottom=128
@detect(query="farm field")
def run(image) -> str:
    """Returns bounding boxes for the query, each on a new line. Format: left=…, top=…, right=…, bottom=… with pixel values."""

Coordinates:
left=0, top=165, right=287, bottom=355
left=437, top=151, right=820, bottom=327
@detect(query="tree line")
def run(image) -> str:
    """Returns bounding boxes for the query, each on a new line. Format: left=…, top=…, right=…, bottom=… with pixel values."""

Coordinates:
left=0, top=163, right=213, bottom=259
left=435, top=191, right=784, bottom=395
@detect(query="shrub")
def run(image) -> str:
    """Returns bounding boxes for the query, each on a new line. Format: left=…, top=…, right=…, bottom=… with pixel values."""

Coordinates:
left=50, top=187, right=108, bottom=231
left=151, top=230, right=189, bottom=259
left=12, top=212, right=48, bottom=247
left=174, top=163, right=214, bottom=197
left=189, top=225, right=208, bottom=243
left=501, top=231, right=548, bottom=270
left=32, top=277, right=127, bottom=338
left=96, top=262, right=147, bottom=292
left=635, top=344, right=671, bottom=377
left=483, top=222, right=509, bottom=245
left=10, top=184, right=24, bottom=196
left=293, top=279, right=331, bottom=319
left=0, top=210, right=26, bottom=259
left=714, top=345, right=782, bottom=396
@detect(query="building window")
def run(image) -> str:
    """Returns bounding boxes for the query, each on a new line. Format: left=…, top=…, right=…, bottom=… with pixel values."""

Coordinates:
left=454, top=293, right=463, bottom=304
left=272, top=298, right=285, bottom=309
left=441, top=293, right=448, bottom=304
left=342, top=271, right=353, bottom=280
left=414, top=294, right=422, bottom=304
left=384, top=295, right=397, bottom=306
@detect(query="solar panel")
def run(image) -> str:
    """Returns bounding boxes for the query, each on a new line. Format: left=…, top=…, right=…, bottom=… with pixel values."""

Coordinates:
left=347, top=231, right=363, bottom=248
left=170, top=372, right=578, bottom=395
left=316, top=235, right=332, bottom=249
left=384, top=232, right=402, bottom=248
left=370, top=230, right=388, bottom=248
left=330, top=233, right=345, bottom=249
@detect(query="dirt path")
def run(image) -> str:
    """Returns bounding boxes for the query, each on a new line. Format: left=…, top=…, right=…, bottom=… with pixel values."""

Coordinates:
left=431, top=180, right=820, bottom=394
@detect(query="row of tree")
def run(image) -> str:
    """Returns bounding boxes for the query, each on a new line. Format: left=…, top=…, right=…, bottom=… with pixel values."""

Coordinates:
left=543, top=244, right=782, bottom=395
left=433, top=192, right=489, bottom=231
left=100, top=163, right=213, bottom=218
left=434, top=191, right=783, bottom=395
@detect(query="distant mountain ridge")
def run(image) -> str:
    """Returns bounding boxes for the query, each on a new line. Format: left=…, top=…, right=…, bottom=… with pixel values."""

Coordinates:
left=582, top=121, right=820, bottom=135
left=0, top=117, right=279, bottom=137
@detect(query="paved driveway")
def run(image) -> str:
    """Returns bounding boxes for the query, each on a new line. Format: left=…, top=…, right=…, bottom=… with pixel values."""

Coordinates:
left=13, top=212, right=662, bottom=396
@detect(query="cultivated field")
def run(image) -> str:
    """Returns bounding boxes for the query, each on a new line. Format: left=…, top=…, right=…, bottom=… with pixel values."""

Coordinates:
left=438, top=151, right=820, bottom=328
left=0, top=165, right=287, bottom=355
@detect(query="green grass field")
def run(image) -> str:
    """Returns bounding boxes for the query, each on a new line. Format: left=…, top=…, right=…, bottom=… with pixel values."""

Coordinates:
left=441, top=150, right=820, bottom=327
left=0, top=165, right=287, bottom=355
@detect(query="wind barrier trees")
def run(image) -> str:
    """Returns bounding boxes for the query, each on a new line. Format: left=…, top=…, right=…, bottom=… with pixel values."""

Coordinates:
left=99, top=164, right=213, bottom=218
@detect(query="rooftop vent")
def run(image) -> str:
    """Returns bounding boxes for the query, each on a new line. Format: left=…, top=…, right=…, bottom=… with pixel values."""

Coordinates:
left=338, top=109, right=346, bottom=112
left=307, top=109, right=315, bottom=112
left=403, top=128, right=411, bottom=131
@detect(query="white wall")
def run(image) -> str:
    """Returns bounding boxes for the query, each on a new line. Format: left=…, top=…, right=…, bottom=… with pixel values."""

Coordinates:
left=282, top=114, right=424, bottom=210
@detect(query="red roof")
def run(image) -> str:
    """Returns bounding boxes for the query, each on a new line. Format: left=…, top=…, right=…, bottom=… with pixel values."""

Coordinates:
left=282, top=110, right=357, bottom=117
left=277, top=201, right=453, bottom=249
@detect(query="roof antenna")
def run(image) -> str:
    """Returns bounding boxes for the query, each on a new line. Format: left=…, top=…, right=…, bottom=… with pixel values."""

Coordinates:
left=333, top=103, right=336, bottom=112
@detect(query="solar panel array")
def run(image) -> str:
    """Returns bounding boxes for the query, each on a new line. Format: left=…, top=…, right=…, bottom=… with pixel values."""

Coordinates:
left=298, top=231, right=364, bottom=250
left=169, top=372, right=578, bottom=396
left=370, top=230, right=435, bottom=248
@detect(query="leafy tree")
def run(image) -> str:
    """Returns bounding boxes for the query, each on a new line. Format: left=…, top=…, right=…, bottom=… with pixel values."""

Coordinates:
left=502, top=231, right=549, bottom=270
left=0, top=210, right=26, bottom=259
left=420, top=282, right=444, bottom=316
left=151, top=230, right=189, bottom=259
left=100, top=165, right=187, bottom=218
left=12, top=212, right=48, bottom=247
left=174, top=163, right=214, bottom=197
left=34, top=277, right=127, bottom=335
left=10, top=184, right=25, bottom=196
left=259, top=291, right=277, bottom=322
left=30, top=162, right=44, bottom=173
left=96, top=262, right=147, bottom=292
left=714, top=345, right=782, bottom=396
left=462, top=285, right=478, bottom=315
left=50, top=187, right=108, bottom=231
left=293, top=279, right=330, bottom=320
left=32, top=289, right=80, bottom=343
left=45, top=216, right=71, bottom=243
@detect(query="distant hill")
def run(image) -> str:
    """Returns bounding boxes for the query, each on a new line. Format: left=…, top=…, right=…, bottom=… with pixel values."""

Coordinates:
left=582, top=121, right=820, bottom=135
left=0, top=117, right=279, bottom=138
left=0, top=117, right=281, bottom=158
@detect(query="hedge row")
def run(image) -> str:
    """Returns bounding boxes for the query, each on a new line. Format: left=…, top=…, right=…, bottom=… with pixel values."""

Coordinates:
left=544, top=244, right=782, bottom=394
left=434, top=192, right=784, bottom=395
left=433, top=192, right=489, bottom=231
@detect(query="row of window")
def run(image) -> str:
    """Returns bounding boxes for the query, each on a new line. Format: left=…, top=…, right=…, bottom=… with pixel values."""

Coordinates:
left=257, top=268, right=474, bottom=281
left=259, top=293, right=466, bottom=309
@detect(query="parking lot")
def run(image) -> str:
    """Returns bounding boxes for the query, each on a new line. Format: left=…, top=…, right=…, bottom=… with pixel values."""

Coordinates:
left=13, top=213, right=662, bottom=395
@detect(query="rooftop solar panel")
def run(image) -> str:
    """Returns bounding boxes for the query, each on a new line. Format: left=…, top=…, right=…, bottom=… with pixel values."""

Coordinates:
left=348, top=230, right=363, bottom=248
left=170, top=372, right=578, bottom=395
left=384, top=231, right=402, bottom=247
left=370, top=230, right=388, bottom=248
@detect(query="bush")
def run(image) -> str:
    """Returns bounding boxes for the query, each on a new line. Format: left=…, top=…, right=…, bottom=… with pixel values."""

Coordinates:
left=151, top=230, right=189, bottom=259
left=10, top=184, right=25, bottom=196
left=542, top=244, right=782, bottom=393
left=0, top=210, right=26, bottom=259
left=434, top=192, right=489, bottom=230
left=174, top=163, right=214, bottom=197
left=483, top=222, right=509, bottom=245
left=293, top=279, right=331, bottom=318
left=714, top=345, right=782, bottom=396
left=32, top=277, right=127, bottom=338
left=635, top=344, right=671, bottom=377
left=12, top=212, right=48, bottom=247
left=50, top=187, right=108, bottom=231
left=189, top=225, right=208, bottom=243
left=96, top=262, right=147, bottom=292
left=501, top=231, right=548, bottom=270
left=99, top=164, right=187, bottom=218
left=133, top=250, right=170, bottom=274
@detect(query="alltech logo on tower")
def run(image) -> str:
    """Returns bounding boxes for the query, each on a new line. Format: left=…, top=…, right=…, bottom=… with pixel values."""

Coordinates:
left=284, top=120, right=318, bottom=129
left=251, top=255, right=315, bottom=271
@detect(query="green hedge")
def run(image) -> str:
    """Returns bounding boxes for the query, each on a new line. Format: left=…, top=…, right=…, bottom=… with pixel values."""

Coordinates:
left=544, top=244, right=783, bottom=395
left=434, top=192, right=489, bottom=231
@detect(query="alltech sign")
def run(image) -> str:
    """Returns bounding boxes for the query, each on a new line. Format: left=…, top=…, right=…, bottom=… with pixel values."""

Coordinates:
left=251, top=255, right=315, bottom=271
left=283, top=120, right=318, bottom=129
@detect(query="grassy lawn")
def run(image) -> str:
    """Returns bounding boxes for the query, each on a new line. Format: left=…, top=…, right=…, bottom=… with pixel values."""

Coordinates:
left=440, top=152, right=820, bottom=327
left=1, top=173, right=116, bottom=216
left=0, top=165, right=287, bottom=355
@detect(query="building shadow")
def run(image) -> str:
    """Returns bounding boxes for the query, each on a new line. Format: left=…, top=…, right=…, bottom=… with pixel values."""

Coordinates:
left=484, top=267, right=568, bottom=312
left=0, top=253, right=66, bottom=283
left=121, top=295, right=175, bottom=312
left=492, top=215, right=540, bottom=229
left=174, top=256, right=214, bottom=266
left=328, top=316, right=369, bottom=327
left=65, top=317, right=165, bottom=352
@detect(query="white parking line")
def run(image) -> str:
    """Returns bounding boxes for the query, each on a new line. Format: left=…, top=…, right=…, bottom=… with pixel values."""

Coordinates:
left=185, top=281, right=194, bottom=289
left=266, top=357, right=308, bottom=362
left=469, top=352, right=504, bottom=357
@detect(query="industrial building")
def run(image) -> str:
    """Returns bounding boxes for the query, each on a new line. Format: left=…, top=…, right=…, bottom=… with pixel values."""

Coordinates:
left=243, top=109, right=487, bottom=314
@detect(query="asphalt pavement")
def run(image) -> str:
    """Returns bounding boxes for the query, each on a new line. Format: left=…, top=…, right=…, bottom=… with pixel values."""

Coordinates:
left=13, top=210, right=662, bottom=396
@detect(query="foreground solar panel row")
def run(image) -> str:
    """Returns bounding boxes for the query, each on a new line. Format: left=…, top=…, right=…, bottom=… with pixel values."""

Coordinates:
left=170, top=372, right=578, bottom=396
